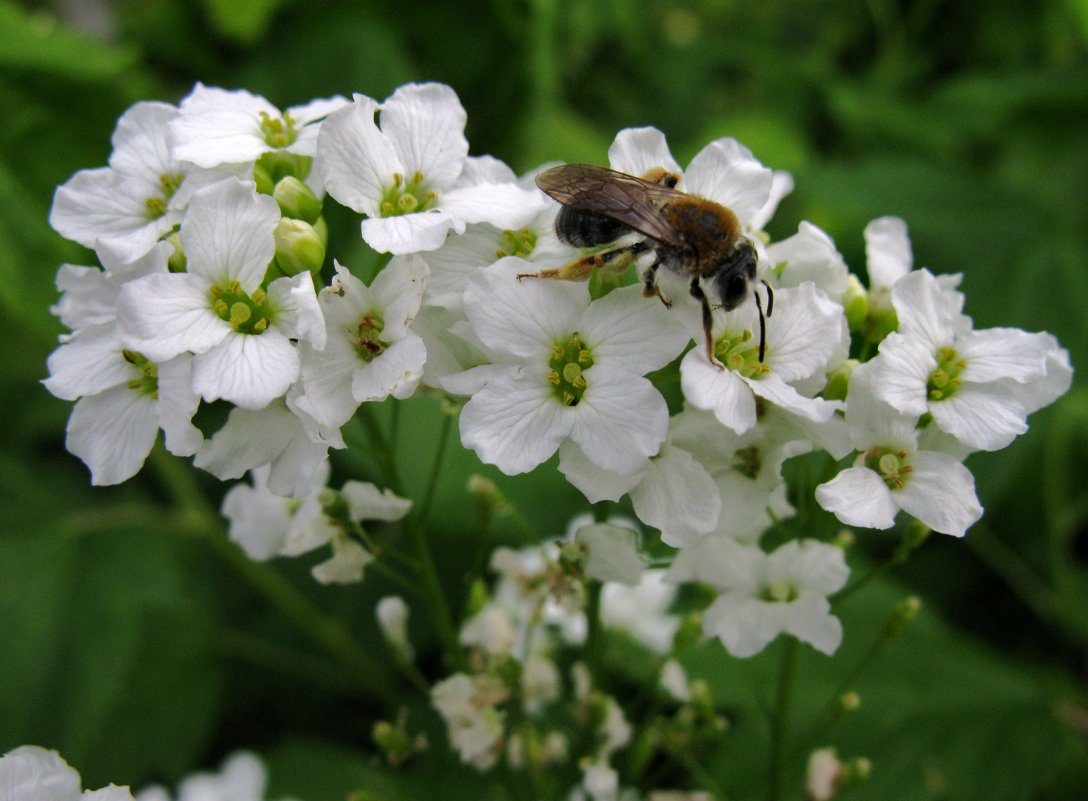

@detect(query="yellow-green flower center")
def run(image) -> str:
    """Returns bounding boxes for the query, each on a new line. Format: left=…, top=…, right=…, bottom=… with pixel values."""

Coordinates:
left=355, top=311, right=389, bottom=362
left=145, top=172, right=184, bottom=220
left=123, top=350, right=158, bottom=398
left=210, top=281, right=273, bottom=335
left=548, top=333, right=594, bottom=406
left=260, top=110, right=299, bottom=149
left=926, top=346, right=966, bottom=401
left=495, top=227, right=537, bottom=259
left=759, top=580, right=798, bottom=603
left=713, top=328, right=770, bottom=379
left=864, top=446, right=913, bottom=490
left=379, top=171, right=437, bottom=217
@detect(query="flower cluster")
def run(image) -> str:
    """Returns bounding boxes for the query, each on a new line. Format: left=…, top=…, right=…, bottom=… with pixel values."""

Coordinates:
left=46, top=79, right=1071, bottom=676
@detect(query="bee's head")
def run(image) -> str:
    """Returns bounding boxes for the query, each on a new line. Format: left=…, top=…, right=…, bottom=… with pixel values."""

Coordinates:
left=713, top=239, right=758, bottom=310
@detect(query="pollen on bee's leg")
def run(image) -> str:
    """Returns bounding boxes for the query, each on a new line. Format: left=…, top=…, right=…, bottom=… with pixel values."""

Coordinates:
left=516, top=268, right=561, bottom=281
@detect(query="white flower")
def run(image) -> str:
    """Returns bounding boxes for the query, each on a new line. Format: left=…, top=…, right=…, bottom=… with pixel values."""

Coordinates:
left=580, top=763, right=620, bottom=801
left=431, top=673, right=508, bottom=770
left=50, top=101, right=244, bottom=263
left=117, top=178, right=325, bottom=409
left=317, top=83, right=539, bottom=254
left=135, top=752, right=281, bottom=801
left=574, top=520, right=647, bottom=585
left=869, top=269, right=1056, bottom=451
left=294, top=257, right=427, bottom=429
left=170, top=84, right=349, bottom=169
left=456, top=258, right=689, bottom=476
left=376, top=596, right=415, bottom=662
left=221, top=462, right=334, bottom=560
left=680, top=282, right=844, bottom=435
left=600, top=570, right=679, bottom=654
left=668, top=537, right=849, bottom=657
left=194, top=393, right=334, bottom=498
left=815, top=360, right=983, bottom=537
left=0, top=746, right=134, bottom=801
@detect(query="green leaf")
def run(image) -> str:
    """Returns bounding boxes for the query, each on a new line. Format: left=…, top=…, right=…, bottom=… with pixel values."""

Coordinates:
left=681, top=575, right=1078, bottom=799
left=198, top=0, right=285, bottom=45
left=0, top=518, right=222, bottom=787
left=0, top=1, right=137, bottom=78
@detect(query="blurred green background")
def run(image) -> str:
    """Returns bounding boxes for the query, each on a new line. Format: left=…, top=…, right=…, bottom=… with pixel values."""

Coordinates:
left=2, top=0, right=1087, bottom=798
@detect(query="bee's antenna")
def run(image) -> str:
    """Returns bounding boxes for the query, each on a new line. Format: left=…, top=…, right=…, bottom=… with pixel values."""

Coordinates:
left=754, top=288, right=767, bottom=363
left=761, top=279, right=774, bottom=318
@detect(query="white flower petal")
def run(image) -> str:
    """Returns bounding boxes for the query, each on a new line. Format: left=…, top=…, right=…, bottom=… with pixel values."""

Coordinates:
left=869, top=333, right=934, bottom=416
left=890, top=269, right=956, bottom=347
left=44, top=323, right=132, bottom=400
left=681, top=138, right=773, bottom=225
left=746, top=373, right=840, bottom=423
left=373, top=254, right=428, bottom=341
left=352, top=334, right=426, bottom=402
left=783, top=594, right=842, bottom=655
left=380, top=82, right=468, bottom=191
left=557, top=439, right=642, bottom=503
left=441, top=183, right=542, bottom=230
left=156, top=355, right=203, bottom=457
left=318, top=94, right=399, bottom=215
left=580, top=284, right=690, bottom=374
left=815, top=466, right=899, bottom=530
left=607, top=127, right=682, bottom=177
left=266, top=271, right=325, bottom=348
left=666, top=533, right=762, bottom=590
left=864, top=216, right=912, bottom=290
left=67, top=386, right=159, bottom=485
left=459, top=368, right=574, bottom=475
left=929, top=383, right=1027, bottom=451
left=680, top=349, right=758, bottom=434
left=631, top=444, right=720, bottom=548
left=764, top=283, right=843, bottom=382
left=191, top=329, right=299, bottom=409
left=172, top=84, right=278, bottom=167
left=576, top=523, right=646, bottom=585
left=341, top=480, right=412, bottom=522
left=464, top=258, right=585, bottom=359
left=570, top=366, right=669, bottom=474
left=181, top=178, right=280, bottom=288
left=360, top=210, right=458, bottom=254
left=766, top=222, right=849, bottom=303
left=703, top=593, right=781, bottom=658
left=896, top=450, right=982, bottom=537
left=193, top=402, right=297, bottom=482
left=958, top=328, right=1051, bottom=383
left=116, top=273, right=227, bottom=362
left=771, top=539, right=850, bottom=595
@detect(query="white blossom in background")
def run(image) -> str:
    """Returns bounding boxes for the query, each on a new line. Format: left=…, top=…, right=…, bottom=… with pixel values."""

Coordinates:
left=816, top=360, right=983, bottom=537
left=221, top=461, right=334, bottom=560
left=668, top=537, right=849, bottom=657
left=117, top=178, right=325, bottom=409
left=681, top=282, right=844, bottom=436
left=135, top=751, right=291, bottom=801
left=455, top=259, right=689, bottom=476
left=170, top=83, right=349, bottom=169
left=376, top=596, right=415, bottom=662
left=49, top=102, right=246, bottom=263
left=766, top=221, right=850, bottom=305
left=294, top=256, right=428, bottom=430
left=600, top=570, right=680, bottom=655
left=868, top=268, right=1058, bottom=451
left=316, top=82, right=540, bottom=254
left=431, top=673, right=508, bottom=770
left=0, top=746, right=134, bottom=801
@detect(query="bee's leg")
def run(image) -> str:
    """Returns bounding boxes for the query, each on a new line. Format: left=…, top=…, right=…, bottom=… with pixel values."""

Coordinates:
left=641, top=259, right=673, bottom=308
left=517, top=242, right=647, bottom=282
left=690, top=277, right=724, bottom=371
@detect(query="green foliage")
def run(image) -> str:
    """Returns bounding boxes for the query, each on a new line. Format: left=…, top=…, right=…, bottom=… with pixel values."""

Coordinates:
left=1, top=0, right=1086, bottom=798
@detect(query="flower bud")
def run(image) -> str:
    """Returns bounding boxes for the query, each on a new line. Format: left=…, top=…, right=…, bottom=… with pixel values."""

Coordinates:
left=273, top=176, right=323, bottom=223
left=843, top=274, right=868, bottom=332
left=166, top=232, right=187, bottom=272
left=376, top=596, right=414, bottom=663
left=274, top=218, right=326, bottom=277
left=822, top=359, right=857, bottom=402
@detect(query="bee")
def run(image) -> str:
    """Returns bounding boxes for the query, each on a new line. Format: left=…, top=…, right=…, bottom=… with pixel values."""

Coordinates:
left=519, top=163, right=772, bottom=368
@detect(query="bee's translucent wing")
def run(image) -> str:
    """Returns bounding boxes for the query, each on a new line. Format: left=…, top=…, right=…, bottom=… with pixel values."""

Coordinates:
left=535, top=163, right=687, bottom=249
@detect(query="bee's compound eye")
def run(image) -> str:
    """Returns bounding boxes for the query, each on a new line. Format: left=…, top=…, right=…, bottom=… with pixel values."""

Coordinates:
left=717, top=273, right=750, bottom=310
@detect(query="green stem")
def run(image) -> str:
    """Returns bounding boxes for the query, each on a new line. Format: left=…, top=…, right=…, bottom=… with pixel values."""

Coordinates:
left=147, top=447, right=398, bottom=699
left=585, top=582, right=604, bottom=686
left=418, top=411, right=454, bottom=526
left=767, top=637, right=798, bottom=801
